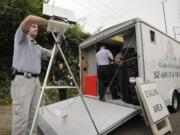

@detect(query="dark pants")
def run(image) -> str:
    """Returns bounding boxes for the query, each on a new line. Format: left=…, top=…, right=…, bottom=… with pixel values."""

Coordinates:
left=58, top=89, right=67, bottom=100
left=98, top=65, right=119, bottom=100
left=98, top=65, right=110, bottom=100
left=122, top=63, right=132, bottom=103
left=114, top=64, right=123, bottom=95
left=122, top=62, right=139, bottom=104
left=109, top=64, right=120, bottom=99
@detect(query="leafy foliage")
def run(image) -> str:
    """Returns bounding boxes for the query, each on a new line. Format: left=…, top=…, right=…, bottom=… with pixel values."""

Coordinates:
left=0, top=0, right=90, bottom=103
left=63, top=24, right=90, bottom=80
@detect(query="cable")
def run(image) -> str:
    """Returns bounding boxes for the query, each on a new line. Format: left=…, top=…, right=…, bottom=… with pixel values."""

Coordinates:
left=73, top=0, right=134, bottom=33
left=73, top=0, right=123, bottom=24
left=77, top=16, right=101, bottom=29
left=83, top=0, right=123, bottom=19
left=83, top=0, right=132, bottom=23
left=73, top=0, right=126, bottom=33
left=51, top=0, right=133, bottom=33
left=108, top=34, right=136, bottom=88
left=106, top=0, right=134, bottom=18
left=73, top=0, right=108, bottom=19
left=91, top=0, right=127, bottom=19
left=72, top=0, right=107, bottom=30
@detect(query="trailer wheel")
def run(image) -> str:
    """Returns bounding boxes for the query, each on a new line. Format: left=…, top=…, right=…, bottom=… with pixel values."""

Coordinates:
left=169, top=91, right=179, bottom=113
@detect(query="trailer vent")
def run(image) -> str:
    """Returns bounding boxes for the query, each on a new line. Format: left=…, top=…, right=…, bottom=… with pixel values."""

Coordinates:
left=150, top=30, right=156, bottom=43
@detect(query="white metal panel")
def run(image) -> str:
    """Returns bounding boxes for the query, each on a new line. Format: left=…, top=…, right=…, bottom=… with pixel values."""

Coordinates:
left=135, top=22, right=145, bottom=79
left=38, top=96, right=139, bottom=135
left=141, top=23, right=180, bottom=105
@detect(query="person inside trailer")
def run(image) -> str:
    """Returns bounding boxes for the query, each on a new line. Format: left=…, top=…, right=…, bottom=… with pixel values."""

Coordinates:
left=96, top=44, right=120, bottom=101
left=121, top=48, right=139, bottom=104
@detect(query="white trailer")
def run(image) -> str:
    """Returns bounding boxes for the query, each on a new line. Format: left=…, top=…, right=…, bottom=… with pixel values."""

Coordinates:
left=38, top=18, right=179, bottom=135
left=79, top=18, right=180, bottom=112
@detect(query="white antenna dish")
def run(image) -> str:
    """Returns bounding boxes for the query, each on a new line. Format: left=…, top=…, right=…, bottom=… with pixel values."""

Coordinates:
left=43, top=3, right=77, bottom=23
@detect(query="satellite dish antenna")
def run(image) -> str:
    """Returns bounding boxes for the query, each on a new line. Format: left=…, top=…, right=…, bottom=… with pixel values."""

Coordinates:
left=43, top=0, right=77, bottom=24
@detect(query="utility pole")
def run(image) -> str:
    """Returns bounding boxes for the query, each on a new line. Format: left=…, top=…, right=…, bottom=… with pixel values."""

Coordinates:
left=173, top=26, right=176, bottom=39
left=161, top=0, right=169, bottom=34
left=173, top=26, right=180, bottom=40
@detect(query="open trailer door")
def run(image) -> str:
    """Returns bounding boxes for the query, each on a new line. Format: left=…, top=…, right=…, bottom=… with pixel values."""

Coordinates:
left=38, top=96, right=140, bottom=135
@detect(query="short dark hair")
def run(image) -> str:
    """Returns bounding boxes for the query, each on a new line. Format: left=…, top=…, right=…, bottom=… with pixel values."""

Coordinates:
left=57, top=59, right=64, bottom=64
left=97, top=42, right=106, bottom=46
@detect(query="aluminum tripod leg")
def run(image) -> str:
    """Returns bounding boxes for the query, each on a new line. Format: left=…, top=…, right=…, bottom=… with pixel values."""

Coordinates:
left=30, top=32, right=100, bottom=135
left=51, top=32, right=100, bottom=135
left=30, top=43, right=57, bottom=135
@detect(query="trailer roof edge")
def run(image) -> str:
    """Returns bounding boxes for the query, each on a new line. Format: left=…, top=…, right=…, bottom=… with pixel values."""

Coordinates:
left=79, top=18, right=141, bottom=49
left=79, top=18, right=180, bottom=49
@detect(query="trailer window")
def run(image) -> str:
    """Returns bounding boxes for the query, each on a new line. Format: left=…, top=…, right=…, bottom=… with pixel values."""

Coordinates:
left=150, top=30, right=156, bottom=43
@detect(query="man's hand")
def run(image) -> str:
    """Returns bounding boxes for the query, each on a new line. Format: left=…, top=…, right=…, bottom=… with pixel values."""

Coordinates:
left=47, top=20, right=69, bottom=34
left=67, top=75, right=73, bottom=80
left=54, top=81, right=58, bottom=85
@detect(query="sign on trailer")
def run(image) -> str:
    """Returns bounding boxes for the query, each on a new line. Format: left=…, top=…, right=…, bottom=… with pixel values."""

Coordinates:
left=138, top=83, right=169, bottom=124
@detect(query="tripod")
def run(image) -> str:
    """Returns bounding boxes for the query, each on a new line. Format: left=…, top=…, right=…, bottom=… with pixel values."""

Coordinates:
left=30, top=28, right=99, bottom=135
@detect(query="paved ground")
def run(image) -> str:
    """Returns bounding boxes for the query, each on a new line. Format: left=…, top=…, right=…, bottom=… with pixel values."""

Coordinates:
left=110, top=111, right=180, bottom=135
left=0, top=105, right=180, bottom=135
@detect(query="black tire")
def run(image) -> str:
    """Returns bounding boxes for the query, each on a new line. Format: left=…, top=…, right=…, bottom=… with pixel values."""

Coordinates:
left=169, top=91, right=179, bottom=113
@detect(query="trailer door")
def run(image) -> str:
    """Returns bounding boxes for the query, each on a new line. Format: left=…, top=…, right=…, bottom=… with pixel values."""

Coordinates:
left=38, top=96, right=140, bottom=135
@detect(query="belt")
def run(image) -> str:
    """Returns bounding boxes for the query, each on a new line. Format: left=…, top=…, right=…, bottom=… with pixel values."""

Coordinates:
left=15, top=71, right=39, bottom=79
left=98, top=65, right=109, bottom=67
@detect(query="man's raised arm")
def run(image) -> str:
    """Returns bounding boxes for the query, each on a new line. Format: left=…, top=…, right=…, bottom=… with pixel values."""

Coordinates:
left=20, top=15, right=48, bottom=32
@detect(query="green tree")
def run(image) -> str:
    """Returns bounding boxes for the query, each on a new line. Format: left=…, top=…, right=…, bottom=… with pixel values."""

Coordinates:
left=0, top=0, right=90, bottom=103
left=0, top=0, right=45, bottom=103
left=64, top=24, right=90, bottom=80
left=43, top=24, right=90, bottom=102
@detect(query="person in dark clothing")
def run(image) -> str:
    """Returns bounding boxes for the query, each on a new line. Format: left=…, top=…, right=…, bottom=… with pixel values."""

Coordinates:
left=53, top=60, right=68, bottom=100
left=114, top=52, right=123, bottom=96
left=108, top=63, right=121, bottom=99
left=121, top=48, right=139, bottom=104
